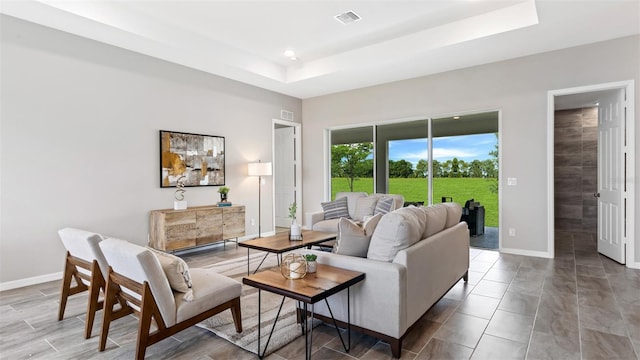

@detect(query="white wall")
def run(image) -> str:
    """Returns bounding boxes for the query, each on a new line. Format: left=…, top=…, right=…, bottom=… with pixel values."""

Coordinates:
left=302, top=35, right=640, bottom=261
left=0, top=15, right=302, bottom=285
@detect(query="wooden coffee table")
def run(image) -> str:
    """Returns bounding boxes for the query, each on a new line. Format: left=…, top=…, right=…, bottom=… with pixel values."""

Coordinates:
left=238, top=230, right=337, bottom=275
left=243, top=264, right=365, bottom=359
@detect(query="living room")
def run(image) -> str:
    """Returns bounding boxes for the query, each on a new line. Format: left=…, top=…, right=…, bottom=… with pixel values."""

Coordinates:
left=1, top=1, right=640, bottom=359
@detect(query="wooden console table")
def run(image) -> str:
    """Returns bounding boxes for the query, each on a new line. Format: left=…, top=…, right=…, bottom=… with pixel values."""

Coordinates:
left=149, top=205, right=245, bottom=251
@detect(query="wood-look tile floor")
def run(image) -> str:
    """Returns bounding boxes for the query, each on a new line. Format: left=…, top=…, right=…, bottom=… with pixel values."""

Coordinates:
left=1, top=231, right=639, bottom=359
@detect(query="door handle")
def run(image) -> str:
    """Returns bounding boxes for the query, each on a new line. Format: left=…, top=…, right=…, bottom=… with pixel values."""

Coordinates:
left=594, top=193, right=600, bottom=198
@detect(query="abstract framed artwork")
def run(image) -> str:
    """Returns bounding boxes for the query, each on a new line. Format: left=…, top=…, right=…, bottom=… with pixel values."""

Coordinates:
left=160, top=130, right=225, bottom=187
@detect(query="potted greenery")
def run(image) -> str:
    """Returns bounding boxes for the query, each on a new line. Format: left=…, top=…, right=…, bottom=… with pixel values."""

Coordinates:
left=217, top=186, right=230, bottom=202
left=305, top=254, right=317, bottom=273
left=289, top=202, right=301, bottom=238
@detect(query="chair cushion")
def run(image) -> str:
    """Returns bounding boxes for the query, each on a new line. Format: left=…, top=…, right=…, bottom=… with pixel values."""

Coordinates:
left=322, top=197, right=350, bottom=220
left=58, top=228, right=109, bottom=281
left=147, top=247, right=193, bottom=300
left=367, top=208, right=423, bottom=262
left=99, top=238, right=177, bottom=327
left=334, top=214, right=382, bottom=257
left=374, top=196, right=395, bottom=215
left=352, top=196, right=379, bottom=221
left=175, top=268, right=242, bottom=323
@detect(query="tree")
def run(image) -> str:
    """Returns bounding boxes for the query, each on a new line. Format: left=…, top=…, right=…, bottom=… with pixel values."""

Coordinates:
left=432, top=160, right=443, bottom=177
left=469, top=160, right=483, bottom=178
left=415, top=159, right=429, bottom=178
left=487, top=133, right=499, bottom=193
left=331, top=143, right=373, bottom=191
left=389, top=159, right=414, bottom=178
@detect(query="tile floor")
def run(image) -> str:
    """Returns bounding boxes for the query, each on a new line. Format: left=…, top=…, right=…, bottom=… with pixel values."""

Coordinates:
left=1, top=231, right=639, bottom=359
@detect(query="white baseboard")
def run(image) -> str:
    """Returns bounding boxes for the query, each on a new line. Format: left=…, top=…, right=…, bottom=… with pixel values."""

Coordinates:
left=0, top=271, right=62, bottom=292
left=500, top=247, right=553, bottom=259
left=626, top=261, right=640, bottom=270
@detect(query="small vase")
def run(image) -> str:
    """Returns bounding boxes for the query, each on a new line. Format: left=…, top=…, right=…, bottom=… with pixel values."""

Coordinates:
left=307, top=260, right=317, bottom=273
left=220, top=193, right=228, bottom=202
left=290, top=221, right=301, bottom=237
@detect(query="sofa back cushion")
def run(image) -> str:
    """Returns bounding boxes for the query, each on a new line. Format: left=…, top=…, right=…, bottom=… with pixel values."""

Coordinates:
left=322, top=196, right=350, bottom=220
left=367, top=207, right=424, bottom=262
left=353, top=196, right=379, bottom=221
left=335, top=192, right=368, bottom=219
left=334, top=213, right=382, bottom=257
left=422, top=205, right=447, bottom=238
left=440, top=202, right=463, bottom=228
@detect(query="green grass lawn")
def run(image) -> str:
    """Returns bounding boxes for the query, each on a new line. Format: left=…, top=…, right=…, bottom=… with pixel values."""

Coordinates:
left=331, top=177, right=499, bottom=226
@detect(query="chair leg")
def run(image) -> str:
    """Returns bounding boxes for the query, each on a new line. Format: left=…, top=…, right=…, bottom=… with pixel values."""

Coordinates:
left=84, top=274, right=104, bottom=339
left=58, top=257, right=75, bottom=321
left=99, top=277, right=118, bottom=351
left=135, top=286, right=155, bottom=360
left=230, top=297, right=242, bottom=333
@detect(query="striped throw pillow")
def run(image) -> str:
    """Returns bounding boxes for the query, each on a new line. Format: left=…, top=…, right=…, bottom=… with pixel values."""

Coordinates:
left=374, top=196, right=395, bottom=215
left=322, top=197, right=350, bottom=220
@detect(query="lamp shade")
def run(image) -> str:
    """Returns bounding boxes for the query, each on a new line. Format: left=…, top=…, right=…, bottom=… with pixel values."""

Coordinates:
left=248, top=162, right=272, bottom=176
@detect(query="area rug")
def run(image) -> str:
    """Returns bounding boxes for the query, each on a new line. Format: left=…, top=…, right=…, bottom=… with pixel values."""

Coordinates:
left=196, top=252, right=318, bottom=356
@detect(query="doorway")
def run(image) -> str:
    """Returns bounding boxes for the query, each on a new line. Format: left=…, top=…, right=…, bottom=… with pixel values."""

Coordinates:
left=272, top=119, right=302, bottom=229
left=548, top=81, right=636, bottom=266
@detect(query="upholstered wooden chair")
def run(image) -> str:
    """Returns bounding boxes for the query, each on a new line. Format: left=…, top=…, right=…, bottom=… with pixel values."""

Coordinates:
left=57, top=227, right=110, bottom=339
left=98, top=238, right=242, bottom=360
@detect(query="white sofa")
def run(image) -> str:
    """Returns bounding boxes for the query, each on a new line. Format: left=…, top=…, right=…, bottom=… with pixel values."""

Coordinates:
left=305, top=191, right=405, bottom=232
left=306, top=202, right=469, bottom=358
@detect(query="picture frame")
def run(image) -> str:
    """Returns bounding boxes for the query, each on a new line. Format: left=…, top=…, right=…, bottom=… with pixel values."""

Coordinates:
left=160, top=130, right=225, bottom=187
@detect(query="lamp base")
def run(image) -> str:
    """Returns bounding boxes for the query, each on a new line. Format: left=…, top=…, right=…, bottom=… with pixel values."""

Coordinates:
left=174, top=200, right=188, bottom=210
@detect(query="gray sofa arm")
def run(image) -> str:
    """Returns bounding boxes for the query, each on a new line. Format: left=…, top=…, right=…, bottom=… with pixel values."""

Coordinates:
left=305, top=211, right=325, bottom=230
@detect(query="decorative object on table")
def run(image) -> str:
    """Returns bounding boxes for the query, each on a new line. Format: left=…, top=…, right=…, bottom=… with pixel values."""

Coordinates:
left=218, top=186, right=230, bottom=202
left=288, top=202, right=302, bottom=240
left=160, top=130, right=225, bottom=188
left=305, top=254, right=317, bottom=273
left=279, top=253, right=307, bottom=279
left=173, top=176, right=188, bottom=210
left=247, top=160, right=272, bottom=238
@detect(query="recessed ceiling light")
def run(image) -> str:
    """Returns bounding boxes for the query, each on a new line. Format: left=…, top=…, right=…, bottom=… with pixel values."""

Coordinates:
left=334, top=11, right=361, bottom=25
left=453, top=116, right=461, bottom=120
left=283, top=50, right=295, bottom=58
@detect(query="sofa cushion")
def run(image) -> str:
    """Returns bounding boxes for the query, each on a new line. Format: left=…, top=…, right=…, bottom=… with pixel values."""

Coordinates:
left=175, top=268, right=241, bottom=323
left=312, top=218, right=341, bottom=233
left=441, top=202, right=463, bottom=228
left=334, top=214, right=382, bottom=257
left=335, top=192, right=368, bottom=219
left=422, top=205, right=447, bottom=238
left=322, top=197, right=350, bottom=220
left=374, top=196, right=395, bottom=215
left=353, top=196, right=379, bottom=221
left=367, top=208, right=423, bottom=262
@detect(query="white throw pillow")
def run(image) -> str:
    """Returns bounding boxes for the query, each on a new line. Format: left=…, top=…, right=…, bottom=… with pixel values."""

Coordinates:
left=353, top=196, right=379, bottom=221
left=367, top=209, right=423, bottom=262
left=422, top=205, right=448, bottom=238
left=334, top=214, right=382, bottom=257
left=147, top=247, right=194, bottom=301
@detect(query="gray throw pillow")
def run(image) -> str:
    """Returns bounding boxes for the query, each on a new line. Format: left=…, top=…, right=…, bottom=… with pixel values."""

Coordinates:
left=374, top=196, right=394, bottom=215
left=322, top=196, right=350, bottom=220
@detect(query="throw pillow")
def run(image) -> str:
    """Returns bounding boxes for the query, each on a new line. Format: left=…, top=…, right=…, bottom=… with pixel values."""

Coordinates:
left=147, top=247, right=194, bottom=301
left=334, top=213, right=383, bottom=257
left=374, top=196, right=394, bottom=215
left=367, top=209, right=423, bottom=262
left=441, top=202, right=463, bottom=228
left=352, top=196, right=379, bottom=221
left=321, top=196, right=350, bottom=220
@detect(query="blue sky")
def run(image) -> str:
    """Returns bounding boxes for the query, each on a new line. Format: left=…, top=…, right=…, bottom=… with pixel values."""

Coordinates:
left=388, top=133, right=497, bottom=166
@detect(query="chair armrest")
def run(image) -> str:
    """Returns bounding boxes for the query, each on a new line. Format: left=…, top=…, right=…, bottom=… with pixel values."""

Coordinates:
left=305, top=211, right=325, bottom=229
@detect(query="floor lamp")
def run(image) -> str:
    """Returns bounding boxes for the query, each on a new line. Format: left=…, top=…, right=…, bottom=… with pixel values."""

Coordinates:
left=248, top=160, right=272, bottom=238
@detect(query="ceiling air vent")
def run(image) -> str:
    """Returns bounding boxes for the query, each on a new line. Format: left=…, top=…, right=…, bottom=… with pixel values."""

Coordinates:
left=334, top=11, right=361, bottom=25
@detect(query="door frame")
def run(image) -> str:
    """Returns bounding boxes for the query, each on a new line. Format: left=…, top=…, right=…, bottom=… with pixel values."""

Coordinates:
left=272, top=119, right=302, bottom=227
left=546, top=80, right=636, bottom=268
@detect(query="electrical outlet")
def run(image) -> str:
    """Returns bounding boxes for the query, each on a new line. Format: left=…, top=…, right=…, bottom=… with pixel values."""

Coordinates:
left=508, top=228, right=516, bottom=237
left=508, top=177, right=517, bottom=186
left=251, top=218, right=255, bottom=226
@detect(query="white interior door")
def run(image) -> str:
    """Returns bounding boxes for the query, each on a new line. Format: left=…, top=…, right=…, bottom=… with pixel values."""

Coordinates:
left=274, top=126, right=296, bottom=227
left=597, top=88, right=626, bottom=263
